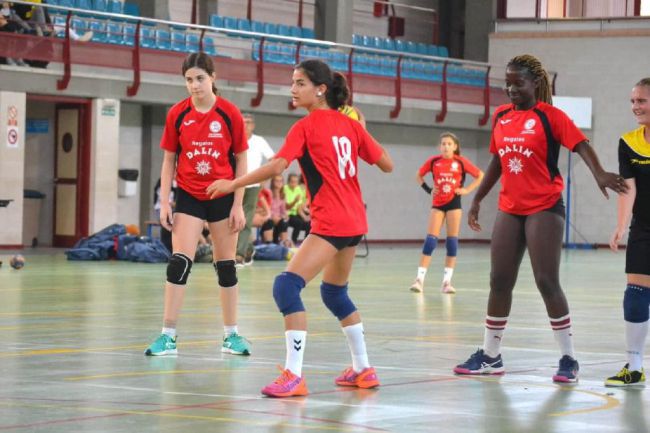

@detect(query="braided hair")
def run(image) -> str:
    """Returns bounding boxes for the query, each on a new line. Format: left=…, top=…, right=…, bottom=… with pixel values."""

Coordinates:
left=507, top=54, right=552, bottom=105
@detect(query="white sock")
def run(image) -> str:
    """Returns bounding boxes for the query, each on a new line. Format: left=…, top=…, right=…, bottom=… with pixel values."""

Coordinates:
left=626, top=320, right=648, bottom=371
left=442, top=267, right=454, bottom=284
left=483, top=316, right=508, bottom=358
left=416, top=267, right=427, bottom=282
left=549, top=314, right=574, bottom=358
left=162, top=327, right=176, bottom=338
left=285, top=330, right=307, bottom=377
left=224, top=325, right=238, bottom=336
left=342, top=323, right=370, bottom=373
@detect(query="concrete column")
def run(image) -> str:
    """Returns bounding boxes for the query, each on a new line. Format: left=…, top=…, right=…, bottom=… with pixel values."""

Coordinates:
left=464, top=0, right=495, bottom=62
left=131, top=0, right=170, bottom=20
left=0, top=91, right=26, bottom=247
left=89, top=99, right=120, bottom=234
left=198, top=0, right=219, bottom=26
left=314, top=0, right=353, bottom=44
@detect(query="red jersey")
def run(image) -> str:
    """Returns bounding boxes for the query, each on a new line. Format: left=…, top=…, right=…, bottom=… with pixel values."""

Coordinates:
left=275, top=109, right=383, bottom=236
left=489, top=102, right=586, bottom=215
left=160, top=96, right=247, bottom=200
left=257, top=188, right=272, bottom=209
left=418, top=155, right=481, bottom=207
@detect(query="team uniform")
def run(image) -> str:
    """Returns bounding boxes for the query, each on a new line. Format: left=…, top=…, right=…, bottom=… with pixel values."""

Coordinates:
left=490, top=101, right=586, bottom=217
left=418, top=155, right=481, bottom=211
left=160, top=96, right=248, bottom=222
left=275, top=109, right=383, bottom=248
left=619, top=127, right=650, bottom=275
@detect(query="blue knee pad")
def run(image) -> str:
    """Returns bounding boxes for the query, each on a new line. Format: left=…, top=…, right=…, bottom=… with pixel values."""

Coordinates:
left=445, top=236, right=458, bottom=257
left=273, top=272, right=306, bottom=316
left=623, top=284, right=650, bottom=323
left=422, top=235, right=437, bottom=256
left=320, top=282, right=357, bottom=320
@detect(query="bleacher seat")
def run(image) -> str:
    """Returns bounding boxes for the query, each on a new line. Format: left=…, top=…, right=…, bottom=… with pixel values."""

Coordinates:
left=301, top=27, right=314, bottom=39
left=438, top=46, right=449, bottom=57
left=210, top=15, right=224, bottom=28
left=186, top=32, right=200, bottom=53
left=394, top=39, right=406, bottom=52
left=352, top=34, right=362, bottom=46
left=237, top=18, right=251, bottom=36
left=139, top=25, right=155, bottom=48
left=203, top=36, right=218, bottom=56
left=170, top=30, right=185, bottom=52
left=289, top=26, right=302, bottom=38
left=123, top=2, right=139, bottom=16
left=88, top=19, right=107, bottom=42
left=427, top=45, right=439, bottom=56
left=405, top=41, right=417, bottom=54
left=108, top=0, right=122, bottom=14
left=58, top=0, right=75, bottom=8
left=416, top=42, right=428, bottom=55
left=384, top=38, right=395, bottom=51
left=71, top=17, right=87, bottom=33
left=250, top=20, right=264, bottom=35
left=263, top=22, right=277, bottom=35
left=92, top=0, right=106, bottom=12
left=223, top=16, right=237, bottom=30
left=121, top=22, right=134, bottom=46
left=155, top=29, right=171, bottom=50
left=277, top=24, right=290, bottom=37
left=75, top=0, right=92, bottom=11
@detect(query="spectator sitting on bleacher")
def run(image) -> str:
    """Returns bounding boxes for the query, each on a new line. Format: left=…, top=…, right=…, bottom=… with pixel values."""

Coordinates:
left=11, top=0, right=51, bottom=36
left=0, top=9, right=27, bottom=66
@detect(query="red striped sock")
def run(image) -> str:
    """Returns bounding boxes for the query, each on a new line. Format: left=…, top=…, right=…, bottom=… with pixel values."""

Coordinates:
left=550, top=314, right=574, bottom=358
left=483, top=316, right=508, bottom=357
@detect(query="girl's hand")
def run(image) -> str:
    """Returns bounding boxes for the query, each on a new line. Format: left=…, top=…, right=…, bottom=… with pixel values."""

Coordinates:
left=228, top=204, right=245, bottom=233
left=455, top=187, right=469, bottom=196
left=596, top=171, right=629, bottom=199
left=207, top=179, right=235, bottom=199
left=159, top=203, right=173, bottom=231
left=609, top=226, right=626, bottom=251
left=467, top=201, right=481, bottom=232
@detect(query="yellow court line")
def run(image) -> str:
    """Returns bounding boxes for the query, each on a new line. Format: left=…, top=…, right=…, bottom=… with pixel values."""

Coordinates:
left=0, top=400, right=378, bottom=432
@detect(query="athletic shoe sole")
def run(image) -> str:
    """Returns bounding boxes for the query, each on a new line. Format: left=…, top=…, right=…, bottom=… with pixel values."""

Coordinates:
left=453, top=367, right=505, bottom=375
left=145, top=349, right=178, bottom=356
left=221, top=347, right=250, bottom=356
left=552, top=375, right=578, bottom=383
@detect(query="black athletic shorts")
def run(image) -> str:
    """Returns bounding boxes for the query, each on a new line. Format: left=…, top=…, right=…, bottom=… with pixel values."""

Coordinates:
left=626, top=219, right=650, bottom=275
left=433, top=195, right=461, bottom=212
left=175, top=187, right=234, bottom=223
left=314, top=233, right=363, bottom=251
left=505, top=197, right=565, bottom=220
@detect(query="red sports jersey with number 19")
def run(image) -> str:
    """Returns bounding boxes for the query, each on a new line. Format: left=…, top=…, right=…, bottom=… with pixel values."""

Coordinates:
left=160, top=96, right=247, bottom=201
left=489, top=101, right=586, bottom=215
left=275, top=109, right=383, bottom=237
left=418, top=155, right=480, bottom=207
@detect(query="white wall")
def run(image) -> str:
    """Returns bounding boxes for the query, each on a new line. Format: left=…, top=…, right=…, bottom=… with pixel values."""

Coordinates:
left=118, top=103, right=143, bottom=226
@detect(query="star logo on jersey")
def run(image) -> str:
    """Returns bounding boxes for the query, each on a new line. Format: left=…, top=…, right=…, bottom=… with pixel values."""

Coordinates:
left=442, top=184, right=452, bottom=194
left=209, top=121, right=222, bottom=133
left=451, top=162, right=459, bottom=171
left=195, top=160, right=211, bottom=176
left=507, top=157, right=523, bottom=174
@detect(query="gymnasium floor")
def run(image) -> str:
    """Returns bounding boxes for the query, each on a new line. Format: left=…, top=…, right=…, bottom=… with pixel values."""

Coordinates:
left=0, top=245, right=647, bottom=433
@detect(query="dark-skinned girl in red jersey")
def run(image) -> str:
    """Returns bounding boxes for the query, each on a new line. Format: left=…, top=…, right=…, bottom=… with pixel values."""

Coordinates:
left=145, top=53, right=252, bottom=358
left=410, top=132, right=484, bottom=294
left=207, top=59, right=393, bottom=397
left=453, top=54, right=628, bottom=383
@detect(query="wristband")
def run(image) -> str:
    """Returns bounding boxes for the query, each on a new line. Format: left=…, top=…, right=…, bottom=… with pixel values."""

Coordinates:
left=421, top=182, right=433, bottom=194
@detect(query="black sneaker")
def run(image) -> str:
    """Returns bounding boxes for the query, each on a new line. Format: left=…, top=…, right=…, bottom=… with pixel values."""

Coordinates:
left=553, top=355, right=579, bottom=383
left=605, top=363, right=646, bottom=387
left=454, top=349, right=505, bottom=375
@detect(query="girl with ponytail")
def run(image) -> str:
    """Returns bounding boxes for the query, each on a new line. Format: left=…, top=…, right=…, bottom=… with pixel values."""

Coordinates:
left=207, top=59, right=393, bottom=397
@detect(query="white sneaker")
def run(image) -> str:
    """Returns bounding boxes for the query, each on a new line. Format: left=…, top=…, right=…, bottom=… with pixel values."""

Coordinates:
left=77, top=31, right=93, bottom=42
left=409, top=278, right=423, bottom=293
left=441, top=281, right=456, bottom=294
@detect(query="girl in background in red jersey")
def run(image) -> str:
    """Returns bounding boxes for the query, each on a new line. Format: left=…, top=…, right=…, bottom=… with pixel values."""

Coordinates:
left=409, top=132, right=484, bottom=294
left=605, top=78, right=650, bottom=387
left=144, top=52, right=252, bottom=358
left=453, top=54, right=627, bottom=382
left=207, top=59, right=393, bottom=397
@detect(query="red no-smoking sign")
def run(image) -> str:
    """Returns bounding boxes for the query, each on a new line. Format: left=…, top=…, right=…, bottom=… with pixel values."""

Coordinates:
left=7, top=127, right=18, bottom=148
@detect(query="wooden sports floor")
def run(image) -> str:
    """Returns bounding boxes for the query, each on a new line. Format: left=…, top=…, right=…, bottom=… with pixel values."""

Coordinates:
left=0, top=245, right=648, bottom=433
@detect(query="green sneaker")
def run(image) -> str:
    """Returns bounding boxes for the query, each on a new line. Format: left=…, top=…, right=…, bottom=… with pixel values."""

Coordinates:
left=145, top=334, right=177, bottom=356
left=605, top=363, right=646, bottom=387
left=222, top=332, right=251, bottom=356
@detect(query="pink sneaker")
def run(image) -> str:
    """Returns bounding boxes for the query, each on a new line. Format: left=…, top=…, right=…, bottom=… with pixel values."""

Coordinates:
left=441, top=282, right=456, bottom=294
left=335, top=366, right=380, bottom=389
left=261, top=368, right=309, bottom=397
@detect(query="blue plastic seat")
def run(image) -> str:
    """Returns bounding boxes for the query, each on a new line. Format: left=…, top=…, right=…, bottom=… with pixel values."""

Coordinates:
left=250, top=20, right=264, bottom=35
left=427, top=45, right=439, bottom=56
left=210, top=15, right=224, bottom=28
left=277, top=24, right=290, bottom=37
left=139, top=26, right=155, bottom=48
left=383, top=38, right=395, bottom=51
left=394, top=39, right=406, bottom=52
left=289, top=26, right=301, bottom=38
left=237, top=18, right=251, bottom=37
left=88, top=19, right=107, bottom=42
left=45, top=0, right=60, bottom=5
left=58, top=0, right=75, bottom=8
left=92, top=0, right=106, bottom=11
left=121, top=22, right=134, bottom=46
left=263, top=22, right=277, bottom=35
left=170, top=30, right=185, bottom=52
left=438, top=46, right=449, bottom=57
left=76, top=0, right=92, bottom=11
left=405, top=41, right=417, bottom=54
left=155, top=29, right=171, bottom=50
left=301, top=27, right=314, bottom=39
left=122, top=2, right=138, bottom=16
left=416, top=42, right=428, bottom=55
left=380, top=56, right=397, bottom=77
left=71, top=17, right=87, bottom=33
left=185, top=32, right=199, bottom=52
left=203, top=36, right=218, bottom=56
left=223, top=16, right=238, bottom=30
left=279, top=43, right=297, bottom=64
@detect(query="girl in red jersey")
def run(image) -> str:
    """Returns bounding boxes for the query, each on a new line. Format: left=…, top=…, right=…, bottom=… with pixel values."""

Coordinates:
left=453, top=54, right=627, bottom=382
left=409, top=132, right=484, bottom=294
left=144, top=52, right=252, bottom=357
left=207, top=59, right=393, bottom=397
left=605, top=78, right=650, bottom=387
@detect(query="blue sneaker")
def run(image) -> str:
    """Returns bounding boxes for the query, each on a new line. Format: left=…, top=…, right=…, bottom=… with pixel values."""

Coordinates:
left=454, top=349, right=505, bottom=375
left=553, top=355, right=579, bottom=383
left=222, top=332, right=251, bottom=356
left=144, top=334, right=177, bottom=356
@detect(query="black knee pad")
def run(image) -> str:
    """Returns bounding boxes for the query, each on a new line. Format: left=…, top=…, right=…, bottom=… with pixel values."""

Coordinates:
left=167, top=253, right=193, bottom=285
left=214, top=260, right=238, bottom=287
